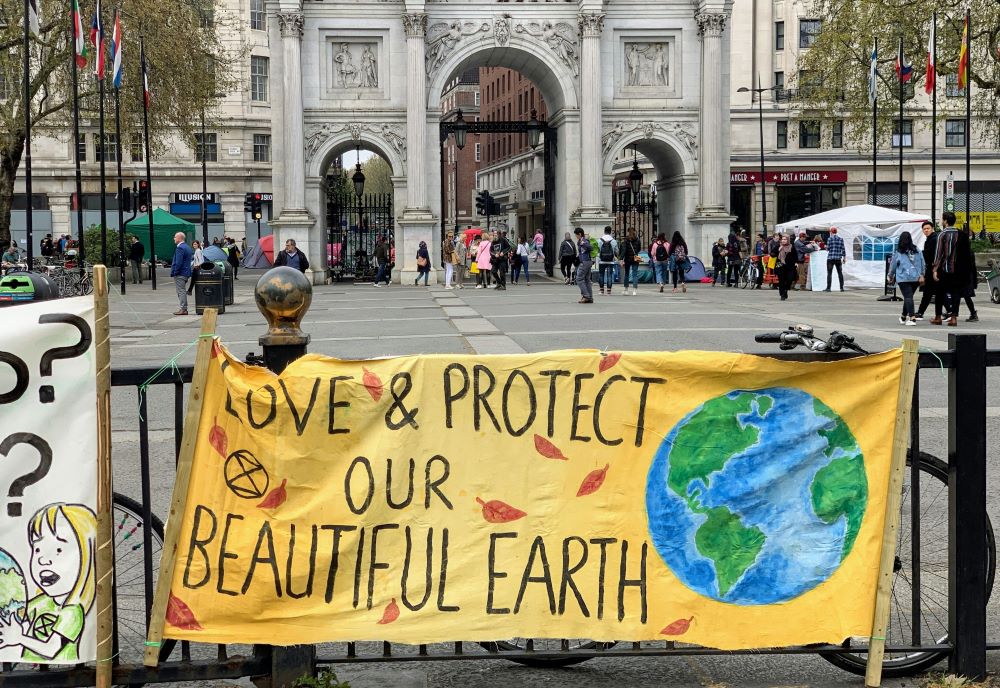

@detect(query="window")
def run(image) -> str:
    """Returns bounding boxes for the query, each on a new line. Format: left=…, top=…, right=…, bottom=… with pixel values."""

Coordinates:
left=773, top=71, right=784, bottom=90
left=76, top=134, right=87, bottom=162
left=96, top=133, right=118, bottom=162
left=868, top=182, right=909, bottom=211
left=250, top=0, right=265, bottom=30
left=775, top=21, right=784, bottom=50
left=798, top=121, right=821, bottom=148
left=474, top=91, right=480, bottom=106
left=0, top=71, right=8, bottom=101
left=946, top=119, right=966, bottom=147
left=853, top=235, right=899, bottom=261
left=891, top=119, right=913, bottom=148
left=250, top=56, right=269, bottom=102
left=130, top=133, right=144, bottom=161
left=798, top=69, right=821, bottom=97
left=831, top=120, right=843, bottom=148
left=253, top=134, right=271, bottom=162
left=195, top=133, right=217, bottom=162
left=475, top=143, right=481, bottom=162
left=945, top=73, right=966, bottom=98
left=777, top=120, right=788, bottom=149
left=198, top=3, right=214, bottom=28
left=799, top=19, right=821, bottom=48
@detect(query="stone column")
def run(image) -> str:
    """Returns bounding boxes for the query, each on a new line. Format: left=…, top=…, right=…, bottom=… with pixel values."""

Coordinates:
left=403, top=12, right=429, bottom=212
left=277, top=11, right=306, bottom=214
left=578, top=12, right=604, bottom=211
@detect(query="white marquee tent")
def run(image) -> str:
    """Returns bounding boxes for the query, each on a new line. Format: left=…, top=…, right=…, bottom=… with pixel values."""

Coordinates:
left=776, top=205, right=931, bottom=289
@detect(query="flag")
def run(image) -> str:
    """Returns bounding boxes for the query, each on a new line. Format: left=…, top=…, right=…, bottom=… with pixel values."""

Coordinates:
left=895, top=41, right=913, bottom=83
left=27, top=0, right=40, bottom=36
left=141, top=44, right=151, bottom=108
left=868, top=42, right=878, bottom=105
left=72, top=0, right=87, bottom=68
left=111, top=10, right=123, bottom=89
left=957, top=14, right=969, bottom=89
left=90, top=0, right=104, bottom=79
left=925, top=19, right=935, bottom=94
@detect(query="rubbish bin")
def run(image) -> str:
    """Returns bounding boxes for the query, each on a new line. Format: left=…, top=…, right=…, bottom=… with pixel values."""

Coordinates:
left=216, top=260, right=234, bottom=306
left=194, top=261, right=225, bottom=315
left=0, top=273, right=59, bottom=305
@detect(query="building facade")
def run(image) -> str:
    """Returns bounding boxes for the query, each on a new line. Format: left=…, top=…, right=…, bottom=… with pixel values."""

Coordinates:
left=440, top=68, right=482, bottom=234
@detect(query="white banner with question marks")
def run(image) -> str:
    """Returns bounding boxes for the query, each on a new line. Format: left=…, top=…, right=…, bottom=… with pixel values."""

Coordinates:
left=0, top=296, right=97, bottom=663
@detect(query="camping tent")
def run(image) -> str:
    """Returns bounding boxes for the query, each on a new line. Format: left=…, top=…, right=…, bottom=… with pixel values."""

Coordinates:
left=775, top=204, right=930, bottom=288
left=127, top=208, right=195, bottom=263
left=242, top=239, right=272, bottom=268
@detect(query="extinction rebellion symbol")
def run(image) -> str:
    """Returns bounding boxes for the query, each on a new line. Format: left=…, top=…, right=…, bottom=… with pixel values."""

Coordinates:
left=224, top=449, right=270, bottom=499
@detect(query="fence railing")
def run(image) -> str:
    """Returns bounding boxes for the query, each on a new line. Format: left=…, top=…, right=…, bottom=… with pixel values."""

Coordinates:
left=0, top=334, right=995, bottom=686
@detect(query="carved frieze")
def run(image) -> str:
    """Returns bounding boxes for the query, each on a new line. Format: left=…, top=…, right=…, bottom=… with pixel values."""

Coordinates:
left=425, top=21, right=490, bottom=74
left=601, top=120, right=698, bottom=160
left=695, top=12, right=728, bottom=37
left=276, top=12, right=304, bottom=38
left=304, top=122, right=407, bottom=165
left=513, top=20, right=578, bottom=75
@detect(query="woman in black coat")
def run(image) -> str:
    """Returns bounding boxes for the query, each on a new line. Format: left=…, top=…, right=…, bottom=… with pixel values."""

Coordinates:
left=775, top=234, right=797, bottom=301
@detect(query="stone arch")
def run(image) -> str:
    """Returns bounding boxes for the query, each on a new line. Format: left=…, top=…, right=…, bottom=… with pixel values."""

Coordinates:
left=307, top=130, right=405, bottom=180
left=601, top=129, right=696, bottom=180
left=427, top=34, right=580, bottom=113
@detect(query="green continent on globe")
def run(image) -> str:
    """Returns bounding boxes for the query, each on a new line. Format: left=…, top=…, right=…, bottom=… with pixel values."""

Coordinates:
left=811, top=398, right=867, bottom=559
left=668, top=392, right=762, bottom=501
left=694, top=506, right=766, bottom=596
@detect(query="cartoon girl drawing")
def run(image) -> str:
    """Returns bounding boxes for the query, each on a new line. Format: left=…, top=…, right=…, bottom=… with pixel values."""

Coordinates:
left=0, top=503, right=96, bottom=662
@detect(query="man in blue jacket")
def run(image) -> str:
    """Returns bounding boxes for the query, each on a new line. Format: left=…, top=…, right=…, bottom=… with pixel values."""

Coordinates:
left=170, top=232, right=194, bottom=315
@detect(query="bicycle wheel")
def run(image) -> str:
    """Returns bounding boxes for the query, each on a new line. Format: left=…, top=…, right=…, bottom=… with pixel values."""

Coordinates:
left=739, top=264, right=751, bottom=289
left=112, top=493, right=177, bottom=666
left=821, top=452, right=996, bottom=677
left=482, top=638, right=618, bottom=667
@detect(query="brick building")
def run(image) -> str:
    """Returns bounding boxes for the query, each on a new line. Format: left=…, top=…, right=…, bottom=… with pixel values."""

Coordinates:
left=440, top=68, right=482, bottom=233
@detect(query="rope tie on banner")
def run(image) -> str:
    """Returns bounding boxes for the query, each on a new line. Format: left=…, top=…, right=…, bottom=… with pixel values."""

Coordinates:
left=136, top=334, right=216, bottom=421
left=917, top=346, right=946, bottom=379
left=144, top=641, right=161, bottom=648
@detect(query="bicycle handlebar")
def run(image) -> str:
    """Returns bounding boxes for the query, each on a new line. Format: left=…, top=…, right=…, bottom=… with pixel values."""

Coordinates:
left=754, top=333, right=785, bottom=344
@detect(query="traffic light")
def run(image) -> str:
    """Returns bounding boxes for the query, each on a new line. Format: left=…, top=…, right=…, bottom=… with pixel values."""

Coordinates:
left=119, top=187, right=133, bottom=213
left=475, top=190, right=489, bottom=216
left=137, top=179, right=150, bottom=213
left=243, top=193, right=254, bottom=214
left=244, top=193, right=264, bottom=220
left=488, top=198, right=501, bottom=216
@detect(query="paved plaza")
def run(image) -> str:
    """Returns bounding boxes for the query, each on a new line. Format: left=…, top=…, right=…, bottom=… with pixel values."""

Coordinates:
left=102, top=269, right=1000, bottom=688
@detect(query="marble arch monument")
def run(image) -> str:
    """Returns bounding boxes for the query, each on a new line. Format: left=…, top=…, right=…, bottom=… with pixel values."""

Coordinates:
left=266, top=0, right=735, bottom=283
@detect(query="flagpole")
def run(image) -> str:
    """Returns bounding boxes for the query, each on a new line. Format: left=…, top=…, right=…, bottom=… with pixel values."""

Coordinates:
left=98, top=78, right=108, bottom=264
left=964, top=8, right=971, bottom=234
left=898, top=35, right=905, bottom=212
left=114, top=86, right=125, bottom=295
left=930, top=12, right=937, bottom=227
left=22, top=0, right=33, bottom=268
left=140, top=36, right=156, bottom=290
left=872, top=38, right=878, bottom=205
left=71, top=2, right=85, bottom=271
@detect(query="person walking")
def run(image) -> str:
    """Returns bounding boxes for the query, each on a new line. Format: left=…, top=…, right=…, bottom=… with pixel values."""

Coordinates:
left=476, top=233, right=493, bottom=288
left=823, top=227, right=846, bottom=291
left=574, top=227, right=593, bottom=303
left=513, top=236, right=531, bottom=285
left=273, top=238, right=310, bottom=272
left=620, top=228, right=642, bottom=296
left=490, top=230, right=511, bottom=290
left=414, top=240, right=430, bottom=286
left=651, top=232, right=669, bottom=293
left=128, top=236, right=145, bottom=284
left=668, top=231, right=689, bottom=293
left=725, top=233, right=742, bottom=287
left=533, top=229, right=544, bottom=262
left=558, top=232, right=576, bottom=283
left=963, top=226, right=979, bottom=322
left=775, top=234, right=796, bottom=301
left=597, top=227, right=618, bottom=295
left=752, top=233, right=767, bottom=288
left=931, top=211, right=973, bottom=326
left=914, top=221, right=937, bottom=319
left=888, top=231, right=924, bottom=326
left=442, top=231, right=456, bottom=289
left=226, top=238, right=240, bottom=280
left=793, top=232, right=818, bottom=290
left=372, top=236, right=391, bottom=286
left=711, top=238, right=726, bottom=286
left=170, top=232, right=194, bottom=315
left=453, top=234, right=467, bottom=289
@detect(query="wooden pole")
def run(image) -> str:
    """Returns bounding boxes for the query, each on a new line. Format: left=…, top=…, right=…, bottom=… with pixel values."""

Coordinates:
left=93, top=265, right=113, bottom=688
left=143, top=309, right=218, bottom=667
left=865, top=338, right=920, bottom=687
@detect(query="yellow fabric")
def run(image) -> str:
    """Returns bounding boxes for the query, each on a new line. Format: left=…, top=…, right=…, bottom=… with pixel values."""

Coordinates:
left=767, top=257, right=777, bottom=269
left=470, top=262, right=479, bottom=274
left=162, top=343, right=904, bottom=649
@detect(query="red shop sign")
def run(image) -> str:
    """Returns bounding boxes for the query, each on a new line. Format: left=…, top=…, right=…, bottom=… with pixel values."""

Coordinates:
left=730, top=170, right=848, bottom=185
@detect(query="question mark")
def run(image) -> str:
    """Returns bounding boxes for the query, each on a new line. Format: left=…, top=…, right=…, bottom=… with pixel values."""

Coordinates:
left=37, top=314, right=92, bottom=404
left=0, top=351, right=29, bottom=405
left=0, top=433, right=53, bottom=517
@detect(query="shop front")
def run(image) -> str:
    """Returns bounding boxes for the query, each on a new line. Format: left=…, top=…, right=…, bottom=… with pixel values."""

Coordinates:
left=169, top=192, right=225, bottom=240
left=730, top=170, right=847, bottom=231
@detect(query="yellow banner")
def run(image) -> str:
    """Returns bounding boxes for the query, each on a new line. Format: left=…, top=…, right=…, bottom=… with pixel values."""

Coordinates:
left=160, top=343, right=904, bottom=650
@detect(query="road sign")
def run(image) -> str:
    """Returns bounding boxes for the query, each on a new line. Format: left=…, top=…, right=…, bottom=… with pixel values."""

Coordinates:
left=945, top=198, right=955, bottom=212
left=946, top=179, right=955, bottom=198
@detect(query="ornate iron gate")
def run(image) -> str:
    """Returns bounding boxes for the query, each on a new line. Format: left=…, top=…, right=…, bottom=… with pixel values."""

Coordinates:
left=613, top=187, right=658, bottom=249
left=326, top=191, right=394, bottom=282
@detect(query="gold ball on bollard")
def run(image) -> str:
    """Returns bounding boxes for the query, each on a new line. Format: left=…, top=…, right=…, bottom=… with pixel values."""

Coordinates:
left=255, top=266, right=313, bottom=344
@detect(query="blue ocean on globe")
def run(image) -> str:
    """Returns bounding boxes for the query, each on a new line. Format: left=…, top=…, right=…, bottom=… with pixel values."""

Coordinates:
left=646, top=387, right=867, bottom=605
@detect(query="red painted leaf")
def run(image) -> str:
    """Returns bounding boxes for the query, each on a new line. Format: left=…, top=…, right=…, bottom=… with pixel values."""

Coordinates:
left=209, top=417, right=227, bottom=458
left=660, top=617, right=694, bottom=636
left=533, top=434, right=568, bottom=461
left=166, top=592, right=203, bottom=631
left=363, top=367, right=384, bottom=402
left=211, top=339, right=221, bottom=358
left=257, top=478, right=287, bottom=510
left=577, top=464, right=610, bottom=497
left=377, top=598, right=400, bottom=625
left=599, top=352, right=622, bottom=373
left=476, top=497, right=527, bottom=523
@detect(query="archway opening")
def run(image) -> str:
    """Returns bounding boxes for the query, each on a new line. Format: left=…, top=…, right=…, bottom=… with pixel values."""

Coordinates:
left=608, top=138, right=690, bottom=250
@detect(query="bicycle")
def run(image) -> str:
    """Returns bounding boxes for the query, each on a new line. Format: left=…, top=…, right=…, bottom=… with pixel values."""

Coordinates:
left=756, top=327, right=996, bottom=677
left=739, top=256, right=762, bottom=289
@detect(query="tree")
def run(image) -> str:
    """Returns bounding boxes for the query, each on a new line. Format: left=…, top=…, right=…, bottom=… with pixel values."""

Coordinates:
left=793, top=0, right=1000, bottom=150
left=361, top=156, right=392, bottom=196
left=0, top=0, right=242, bottom=248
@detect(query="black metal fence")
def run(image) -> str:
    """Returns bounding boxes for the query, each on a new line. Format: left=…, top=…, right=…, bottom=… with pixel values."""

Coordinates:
left=326, top=192, right=394, bottom=282
left=0, top=335, right=996, bottom=686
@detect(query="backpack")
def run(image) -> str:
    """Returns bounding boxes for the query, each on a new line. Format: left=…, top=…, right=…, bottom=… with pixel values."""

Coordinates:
left=674, top=244, right=687, bottom=261
left=599, top=238, right=615, bottom=262
left=654, top=242, right=668, bottom=261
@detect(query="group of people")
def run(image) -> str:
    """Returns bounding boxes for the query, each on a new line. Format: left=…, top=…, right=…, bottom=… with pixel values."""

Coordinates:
left=420, top=229, right=546, bottom=290
left=39, top=233, right=77, bottom=259
left=169, top=232, right=273, bottom=315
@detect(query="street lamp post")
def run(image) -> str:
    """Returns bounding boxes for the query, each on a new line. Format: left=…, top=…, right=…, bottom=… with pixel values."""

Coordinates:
left=200, top=108, right=209, bottom=245
left=737, top=81, right=776, bottom=237
left=452, top=110, right=467, bottom=234
left=628, top=144, right=643, bottom=238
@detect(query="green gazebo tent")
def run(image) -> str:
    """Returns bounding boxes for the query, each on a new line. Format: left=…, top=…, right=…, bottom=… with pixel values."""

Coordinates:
left=128, top=208, right=196, bottom=262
